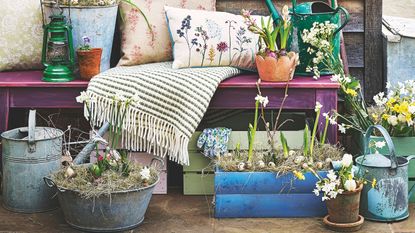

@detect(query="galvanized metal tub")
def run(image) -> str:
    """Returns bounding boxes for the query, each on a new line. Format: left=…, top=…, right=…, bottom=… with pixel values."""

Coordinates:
left=1, top=110, right=63, bottom=213
left=44, top=165, right=159, bottom=232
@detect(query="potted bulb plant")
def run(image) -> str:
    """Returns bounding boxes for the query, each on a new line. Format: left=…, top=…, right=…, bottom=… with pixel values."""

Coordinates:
left=241, top=6, right=298, bottom=82
left=307, top=154, right=376, bottom=232
left=44, top=91, right=162, bottom=232
left=77, top=36, right=102, bottom=80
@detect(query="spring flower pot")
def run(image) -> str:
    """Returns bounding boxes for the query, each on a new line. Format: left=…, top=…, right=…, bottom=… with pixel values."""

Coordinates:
left=214, top=169, right=328, bottom=218
left=77, top=48, right=102, bottom=80
left=255, top=52, right=298, bottom=82
left=44, top=164, right=159, bottom=232
left=323, top=184, right=364, bottom=232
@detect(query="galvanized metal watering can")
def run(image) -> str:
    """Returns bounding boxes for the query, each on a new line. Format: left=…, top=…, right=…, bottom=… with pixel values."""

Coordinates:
left=355, top=125, right=415, bottom=222
left=265, top=0, right=349, bottom=76
left=1, top=110, right=63, bottom=213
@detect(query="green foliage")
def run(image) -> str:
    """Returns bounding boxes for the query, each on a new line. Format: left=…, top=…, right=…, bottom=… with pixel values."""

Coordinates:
left=280, top=131, right=290, bottom=158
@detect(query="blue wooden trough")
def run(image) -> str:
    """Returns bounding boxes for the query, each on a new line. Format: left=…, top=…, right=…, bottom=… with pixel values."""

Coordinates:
left=214, top=170, right=328, bottom=218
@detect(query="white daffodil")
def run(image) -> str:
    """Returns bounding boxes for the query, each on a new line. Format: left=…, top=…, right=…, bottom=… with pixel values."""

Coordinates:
left=313, top=189, right=320, bottom=196
left=388, top=115, right=398, bottom=126
left=338, top=123, right=346, bottom=134
left=373, top=92, right=387, bottom=106
left=398, top=114, right=406, bottom=123
left=330, top=74, right=341, bottom=82
left=409, top=106, right=415, bottom=114
left=76, top=91, right=89, bottom=103
left=255, top=95, right=269, bottom=108
left=341, top=153, right=353, bottom=168
left=140, top=167, right=151, bottom=181
left=327, top=170, right=337, bottom=181
left=375, top=140, right=386, bottom=149
left=315, top=101, right=322, bottom=112
left=344, top=179, right=357, bottom=191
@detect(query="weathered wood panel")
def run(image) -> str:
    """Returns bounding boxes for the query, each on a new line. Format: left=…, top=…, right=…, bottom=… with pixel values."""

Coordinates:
left=344, top=32, right=364, bottom=68
left=216, top=0, right=364, bottom=32
left=364, top=0, right=384, bottom=101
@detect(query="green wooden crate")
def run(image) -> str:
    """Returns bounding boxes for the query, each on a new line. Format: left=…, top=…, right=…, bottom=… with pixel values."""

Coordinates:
left=183, top=172, right=215, bottom=195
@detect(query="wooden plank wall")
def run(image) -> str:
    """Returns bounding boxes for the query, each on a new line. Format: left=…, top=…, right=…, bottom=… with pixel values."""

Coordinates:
left=216, top=0, right=383, bottom=101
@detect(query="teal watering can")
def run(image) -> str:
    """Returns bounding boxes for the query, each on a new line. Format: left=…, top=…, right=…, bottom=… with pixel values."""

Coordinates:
left=265, top=0, right=349, bottom=76
left=355, top=125, right=415, bottom=222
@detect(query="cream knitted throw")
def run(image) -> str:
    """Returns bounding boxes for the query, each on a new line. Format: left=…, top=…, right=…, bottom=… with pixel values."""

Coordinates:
left=85, top=62, right=241, bottom=165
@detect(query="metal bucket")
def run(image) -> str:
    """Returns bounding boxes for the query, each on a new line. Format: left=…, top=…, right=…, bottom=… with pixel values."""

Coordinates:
left=44, top=4, right=118, bottom=72
left=356, top=125, right=415, bottom=222
left=44, top=158, right=162, bottom=232
left=1, top=110, right=63, bottom=213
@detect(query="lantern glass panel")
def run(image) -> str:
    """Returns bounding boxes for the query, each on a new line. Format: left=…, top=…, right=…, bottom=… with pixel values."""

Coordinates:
left=46, top=40, right=69, bottom=64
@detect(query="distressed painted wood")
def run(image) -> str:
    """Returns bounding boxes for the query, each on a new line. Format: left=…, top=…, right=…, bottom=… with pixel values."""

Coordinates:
left=215, top=171, right=326, bottom=194
left=215, top=193, right=327, bottom=218
left=214, top=171, right=328, bottom=218
left=0, top=72, right=339, bottom=144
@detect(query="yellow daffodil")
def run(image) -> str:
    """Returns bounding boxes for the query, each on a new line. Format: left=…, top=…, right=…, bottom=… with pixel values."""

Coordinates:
left=399, top=101, right=409, bottom=114
left=345, top=88, right=357, bottom=97
left=387, top=97, right=396, bottom=108
left=293, top=170, right=305, bottom=180
left=372, top=178, right=377, bottom=188
left=372, top=113, right=379, bottom=121
left=393, top=104, right=401, bottom=113
left=382, top=114, right=389, bottom=120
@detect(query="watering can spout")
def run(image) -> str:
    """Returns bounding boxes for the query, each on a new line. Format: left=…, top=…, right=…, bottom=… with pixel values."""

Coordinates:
left=265, top=0, right=282, bottom=25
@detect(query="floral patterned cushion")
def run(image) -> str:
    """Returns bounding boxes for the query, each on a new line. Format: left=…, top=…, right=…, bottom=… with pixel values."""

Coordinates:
left=0, top=1, right=44, bottom=71
left=165, top=6, right=265, bottom=70
left=117, top=0, right=216, bottom=66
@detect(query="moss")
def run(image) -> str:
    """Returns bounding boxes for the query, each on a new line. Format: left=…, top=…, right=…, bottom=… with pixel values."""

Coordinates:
left=51, top=163, right=158, bottom=199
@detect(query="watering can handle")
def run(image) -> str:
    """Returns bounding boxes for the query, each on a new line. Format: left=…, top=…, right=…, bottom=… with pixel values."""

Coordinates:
left=150, top=157, right=165, bottom=173
left=265, top=0, right=281, bottom=24
left=28, top=110, right=36, bottom=153
left=333, top=6, right=350, bottom=35
left=364, top=125, right=398, bottom=170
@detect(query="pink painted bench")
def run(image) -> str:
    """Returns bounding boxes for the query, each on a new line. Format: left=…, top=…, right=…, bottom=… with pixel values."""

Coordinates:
left=0, top=71, right=339, bottom=143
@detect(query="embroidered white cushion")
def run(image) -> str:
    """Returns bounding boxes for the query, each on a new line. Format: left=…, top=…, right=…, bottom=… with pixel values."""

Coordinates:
left=165, top=6, right=266, bottom=70
left=117, top=0, right=216, bottom=66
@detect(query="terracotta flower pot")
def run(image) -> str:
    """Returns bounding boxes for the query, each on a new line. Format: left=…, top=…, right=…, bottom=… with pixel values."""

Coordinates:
left=326, top=184, right=363, bottom=223
left=255, top=52, right=299, bottom=82
left=77, top=48, right=102, bottom=80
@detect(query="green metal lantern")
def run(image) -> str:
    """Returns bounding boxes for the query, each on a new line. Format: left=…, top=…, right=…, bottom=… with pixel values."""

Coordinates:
left=40, top=1, right=74, bottom=82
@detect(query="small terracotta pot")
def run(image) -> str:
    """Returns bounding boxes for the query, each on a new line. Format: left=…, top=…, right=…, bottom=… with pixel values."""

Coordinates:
left=326, top=184, right=363, bottom=224
left=255, top=51, right=299, bottom=82
left=77, top=48, right=102, bottom=80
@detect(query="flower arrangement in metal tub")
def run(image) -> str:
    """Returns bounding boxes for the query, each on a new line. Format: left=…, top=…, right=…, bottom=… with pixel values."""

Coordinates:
left=45, top=91, right=162, bottom=232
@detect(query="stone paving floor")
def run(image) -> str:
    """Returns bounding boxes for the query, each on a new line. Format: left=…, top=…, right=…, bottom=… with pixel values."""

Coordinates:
left=1, top=189, right=414, bottom=233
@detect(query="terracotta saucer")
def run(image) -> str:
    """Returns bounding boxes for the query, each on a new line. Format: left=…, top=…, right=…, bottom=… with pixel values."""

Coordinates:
left=323, top=215, right=365, bottom=232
